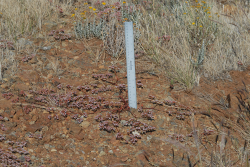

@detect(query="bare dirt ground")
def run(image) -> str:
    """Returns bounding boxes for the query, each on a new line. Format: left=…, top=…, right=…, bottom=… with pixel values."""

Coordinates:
left=0, top=12, right=250, bottom=167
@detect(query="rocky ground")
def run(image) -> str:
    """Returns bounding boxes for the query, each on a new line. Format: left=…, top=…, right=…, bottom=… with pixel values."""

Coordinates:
left=0, top=12, right=249, bottom=167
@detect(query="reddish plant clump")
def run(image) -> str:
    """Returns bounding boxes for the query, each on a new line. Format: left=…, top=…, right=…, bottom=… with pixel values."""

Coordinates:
left=2, top=92, right=14, bottom=100
left=0, top=39, right=14, bottom=50
left=21, top=54, right=35, bottom=62
left=2, top=65, right=158, bottom=147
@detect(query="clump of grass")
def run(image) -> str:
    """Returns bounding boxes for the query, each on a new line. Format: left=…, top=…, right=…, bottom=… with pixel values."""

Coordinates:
left=0, top=0, right=74, bottom=81
left=228, top=81, right=250, bottom=143
left=0, top=0, right=69, bottom=40
left=157, top=113, right=248, bottom=166
left=0, top=42, right=17, bottom=81
left=139, top=0, right=221, bottom=89
left=138, top=0, right=250, bottom=89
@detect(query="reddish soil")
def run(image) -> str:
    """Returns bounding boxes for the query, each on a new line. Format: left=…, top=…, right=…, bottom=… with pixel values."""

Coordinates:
left=0, top=15, right=249, bottom=167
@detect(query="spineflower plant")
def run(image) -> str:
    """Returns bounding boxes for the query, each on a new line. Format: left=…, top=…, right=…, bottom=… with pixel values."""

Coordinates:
left=179, top=0, right=221, bottom=67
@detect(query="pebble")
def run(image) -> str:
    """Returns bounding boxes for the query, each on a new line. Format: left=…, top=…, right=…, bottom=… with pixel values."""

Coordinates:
left=29, top=121, right=35, bottom=125
left=120, top=120, right=127, bottom=126
left=19, top=156, right=26, bottom=162
left=147, top=135, right=152, bottom=141
left=80, top=121, right=90, bottom=128
left=42, top=46, right=51, bottom=51
left=44, top=144, right=50, bottom=149
left=42, top=126, right=49, bottom=132
left=31, top=155, right=36, bottom=160
left=99, top=151, right=106, bottom=156
left=98, top=147, right=104, bottom=152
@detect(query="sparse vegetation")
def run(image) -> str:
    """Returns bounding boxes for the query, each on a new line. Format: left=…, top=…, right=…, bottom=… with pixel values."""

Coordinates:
left=0, top=0, right=250, bottom=166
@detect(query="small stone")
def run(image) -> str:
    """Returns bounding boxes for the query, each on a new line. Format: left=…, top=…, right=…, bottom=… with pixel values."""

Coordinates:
left=88, top=134, right=93, bottom=140
left=1, top=84, right=8, bottom=89
left=73, top=56, right=79, bottom=60
left=42, top=46, right=51, bottom=51
left=69, top=122, right=82, bottom=135
left=29, top=56, right=38, bottom=64
left=29, top=121, right=35, bottom=125
left=47, top=73, right=53, bottom=79
left=132, top=130, right=140, bottom=136
left=31, top=155, right=36, bottom=160
left=80, top=121, right=90, bottom=128
left=50, top=135, right=55, bottom=140
left=120, top=120, right=127, bottom=126
left=121, top=154, right=129, bottom=162
left=62, top=134, right=66, bottom=138
left=51, top=148, right=57, bottom=152
left=44, top=144, right=50, bottom=149
left=99, top=151, right=106, bottom=156
left=2, top=78, right=8, bottom=82
left=42, top=126, right=49, bottom=132
left=43, top=111, right=49, bottom=114
left=165, top=96, right=175, bottom=102
left=35, top=148, right=42, bottom=153
left=19, top=156, right=26, bottom=162
left=62, top=41, right=67, bottom=47
left=147, top=135, right=152, bottom=141
left=99, top=65, right=104, bottom=69
left=26, top=93, right=33, bottom=99
left=108, top=150, right=113, bottom=154
left=3, top=117, right=9, bottom=121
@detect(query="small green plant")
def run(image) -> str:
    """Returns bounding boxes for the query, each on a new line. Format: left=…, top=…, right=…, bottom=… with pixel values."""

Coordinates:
left=185, top=0, right=220, bottom=57
left=71, top=4, right=107, bottom=40
left=74, top=18, right=107, bottom=40
left=190, top=39, right=205, bottom=68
